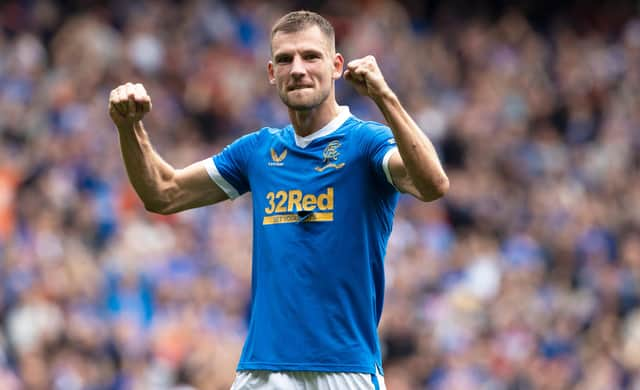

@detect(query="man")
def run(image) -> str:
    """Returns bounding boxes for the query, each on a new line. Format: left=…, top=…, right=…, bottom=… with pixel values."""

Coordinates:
left=109, top=10, right=448, bottom=390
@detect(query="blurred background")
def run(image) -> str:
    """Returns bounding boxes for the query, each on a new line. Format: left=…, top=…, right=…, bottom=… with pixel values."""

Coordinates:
left=2, top=0, right=640, bottom=388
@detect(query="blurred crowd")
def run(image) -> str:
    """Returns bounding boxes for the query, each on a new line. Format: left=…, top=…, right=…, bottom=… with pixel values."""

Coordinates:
left=2, top=0, right=640, bottom=388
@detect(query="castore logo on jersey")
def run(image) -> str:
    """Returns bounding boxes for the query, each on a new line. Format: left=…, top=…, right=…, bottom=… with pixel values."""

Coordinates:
left=269, top=148, right=287, bottom=166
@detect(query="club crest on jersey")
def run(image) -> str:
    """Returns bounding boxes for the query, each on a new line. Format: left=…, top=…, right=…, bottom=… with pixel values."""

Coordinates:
left=315, top=140, right=345, bottom=172
left=269, top=148, right=287, bottom=166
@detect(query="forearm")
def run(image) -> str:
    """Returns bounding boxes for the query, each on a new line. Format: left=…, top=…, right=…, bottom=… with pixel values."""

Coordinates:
left=373, top=92, right=449, bottom=200
left=117, top=121, right=176, bottom=210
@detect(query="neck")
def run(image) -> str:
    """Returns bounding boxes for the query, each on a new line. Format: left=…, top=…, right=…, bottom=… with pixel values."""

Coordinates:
left=289, top=98, right=340, bottom=137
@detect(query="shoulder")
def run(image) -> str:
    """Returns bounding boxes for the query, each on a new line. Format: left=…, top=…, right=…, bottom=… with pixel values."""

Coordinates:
left=230, top=126, right=289, bottom=148
left=254, top=125, right=291, bottom=142
left=345, top=117, right=392, bottom=146
left=257, top=125, right=289, bottom=136
left=346, top=117, right=390, bottom=136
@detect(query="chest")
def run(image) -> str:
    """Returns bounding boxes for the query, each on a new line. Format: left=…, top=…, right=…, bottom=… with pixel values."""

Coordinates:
left=249, top=136, right=370, bottom=224
left=251, top=136, right=365, bottom=189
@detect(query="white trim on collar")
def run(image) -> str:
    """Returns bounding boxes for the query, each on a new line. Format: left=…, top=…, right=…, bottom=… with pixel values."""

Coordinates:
left=294, top=106, right=351, bottom=148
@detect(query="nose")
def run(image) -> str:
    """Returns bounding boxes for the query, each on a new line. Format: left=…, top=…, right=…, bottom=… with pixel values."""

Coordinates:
left=290, top=55, right=306, bottom=79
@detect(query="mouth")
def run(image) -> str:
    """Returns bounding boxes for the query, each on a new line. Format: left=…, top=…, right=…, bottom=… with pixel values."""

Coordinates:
left=287, top=85, right=313, bottom=91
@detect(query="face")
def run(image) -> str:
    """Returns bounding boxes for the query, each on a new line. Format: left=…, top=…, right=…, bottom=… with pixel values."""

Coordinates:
left=268, top=26, right=343, bottom=111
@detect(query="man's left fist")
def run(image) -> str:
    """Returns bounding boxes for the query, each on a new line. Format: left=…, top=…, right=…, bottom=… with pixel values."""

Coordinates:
left=344, top=55, right=392, bottom=100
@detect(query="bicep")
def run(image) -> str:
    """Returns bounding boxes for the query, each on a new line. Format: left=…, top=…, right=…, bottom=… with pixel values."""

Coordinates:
left=388, top=150, right=423, bottom=200
left=165, top=160, right=229, bottom=213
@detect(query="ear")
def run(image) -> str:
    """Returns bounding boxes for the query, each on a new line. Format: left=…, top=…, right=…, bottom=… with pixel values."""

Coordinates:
left=333, top=53, right=344, bottom=80
left=268, top=61, right=276, bottom=85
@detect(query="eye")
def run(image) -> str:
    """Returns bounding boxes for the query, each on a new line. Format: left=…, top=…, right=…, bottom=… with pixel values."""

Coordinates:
left=275, top=55, right=292, bottom=64
left=303, top=53, right=321, bottom=61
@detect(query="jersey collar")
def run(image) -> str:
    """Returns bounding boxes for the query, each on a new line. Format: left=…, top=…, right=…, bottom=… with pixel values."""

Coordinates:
left=293, top=106, right=351, bottom=149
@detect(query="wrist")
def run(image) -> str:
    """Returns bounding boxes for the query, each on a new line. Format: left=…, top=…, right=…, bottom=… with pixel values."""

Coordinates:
left=372, top=88, right=398, bottom=107
left=116, top=125, right=134, bottom=136
left=117, top=120, right=142, bottom=134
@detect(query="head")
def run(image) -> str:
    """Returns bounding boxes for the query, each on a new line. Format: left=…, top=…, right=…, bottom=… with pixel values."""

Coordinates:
left=268, top=11, right=344, bottom=111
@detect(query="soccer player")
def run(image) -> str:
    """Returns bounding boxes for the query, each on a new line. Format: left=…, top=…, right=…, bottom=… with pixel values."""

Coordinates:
left=109, top=10, right=448, bottom=390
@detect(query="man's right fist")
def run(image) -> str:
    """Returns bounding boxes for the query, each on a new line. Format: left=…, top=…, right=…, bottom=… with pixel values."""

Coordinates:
left=109, top=82, right=152, bottom=128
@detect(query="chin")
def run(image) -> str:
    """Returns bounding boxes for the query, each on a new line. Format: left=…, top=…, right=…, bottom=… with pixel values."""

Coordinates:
left=287, top=103, right=317, bottom=111
left=280, top=91, right=328, bottom=111
left=285, top=98, right=317, bottom=110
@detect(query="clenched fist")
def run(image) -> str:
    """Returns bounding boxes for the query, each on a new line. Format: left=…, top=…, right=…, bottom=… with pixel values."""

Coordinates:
left=344, top=55, right=392, bottom=101
left=109, top=82, right=152, bottom=129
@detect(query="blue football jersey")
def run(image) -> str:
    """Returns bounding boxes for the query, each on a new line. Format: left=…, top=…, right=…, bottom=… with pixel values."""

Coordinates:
left=204, top=107, right=399, bottom=374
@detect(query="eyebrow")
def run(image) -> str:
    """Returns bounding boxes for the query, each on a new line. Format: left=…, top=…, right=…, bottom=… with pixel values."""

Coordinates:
left=273, top=48, right=325, bottom=60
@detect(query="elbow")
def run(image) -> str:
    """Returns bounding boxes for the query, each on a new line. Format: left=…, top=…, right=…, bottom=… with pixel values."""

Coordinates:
left=143, top=199, right=177, bottom=215
left=144, top=202, right=169, bottom=215
left=419, top=174, right=449, bottom=202
left=435, top=174, right=450, bottom=197
left=142, top=182, right=181, bottom=215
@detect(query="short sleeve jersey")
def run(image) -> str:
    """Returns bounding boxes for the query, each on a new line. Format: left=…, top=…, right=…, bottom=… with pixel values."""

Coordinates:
left=205, top=107, right=399, bottom=374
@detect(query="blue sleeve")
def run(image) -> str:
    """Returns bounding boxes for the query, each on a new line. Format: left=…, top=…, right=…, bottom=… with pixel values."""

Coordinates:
left=362, top=122, right=398, bottom=189
left=206, top=132, right=258, bottom=199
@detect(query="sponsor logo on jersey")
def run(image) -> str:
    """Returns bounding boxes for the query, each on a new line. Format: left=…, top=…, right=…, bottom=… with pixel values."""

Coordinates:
left=315, top=140, right=345, bottom=172
left=269, top=148, right=287, bottom=166
left=263, top=187, right=334, bottom=225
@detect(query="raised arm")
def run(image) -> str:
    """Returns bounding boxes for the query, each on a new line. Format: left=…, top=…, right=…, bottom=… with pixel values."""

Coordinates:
left=344, top=56, right=449, bottom=202
left=109, top=82, right=228, bottom=214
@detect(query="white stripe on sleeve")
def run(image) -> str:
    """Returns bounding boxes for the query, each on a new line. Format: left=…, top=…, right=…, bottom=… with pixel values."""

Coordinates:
left=202, top=158, right=240, bottom=200
left=381, top=147, right=399, bottom=189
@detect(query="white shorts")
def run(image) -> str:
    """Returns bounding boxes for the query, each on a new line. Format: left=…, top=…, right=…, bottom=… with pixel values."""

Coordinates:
left=230, top=370, right=386, bottom=390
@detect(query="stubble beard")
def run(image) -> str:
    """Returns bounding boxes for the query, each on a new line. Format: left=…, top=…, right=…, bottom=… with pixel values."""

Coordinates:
left=279, top=87, right=331, bottom=111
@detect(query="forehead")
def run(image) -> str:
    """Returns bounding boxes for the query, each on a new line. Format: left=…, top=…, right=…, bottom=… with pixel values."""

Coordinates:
left=271, top=25, right=332, bottom=55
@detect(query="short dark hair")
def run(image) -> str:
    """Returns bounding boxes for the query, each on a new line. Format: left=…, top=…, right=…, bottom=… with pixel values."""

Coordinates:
left=270, top=11, right=335, bottom=51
